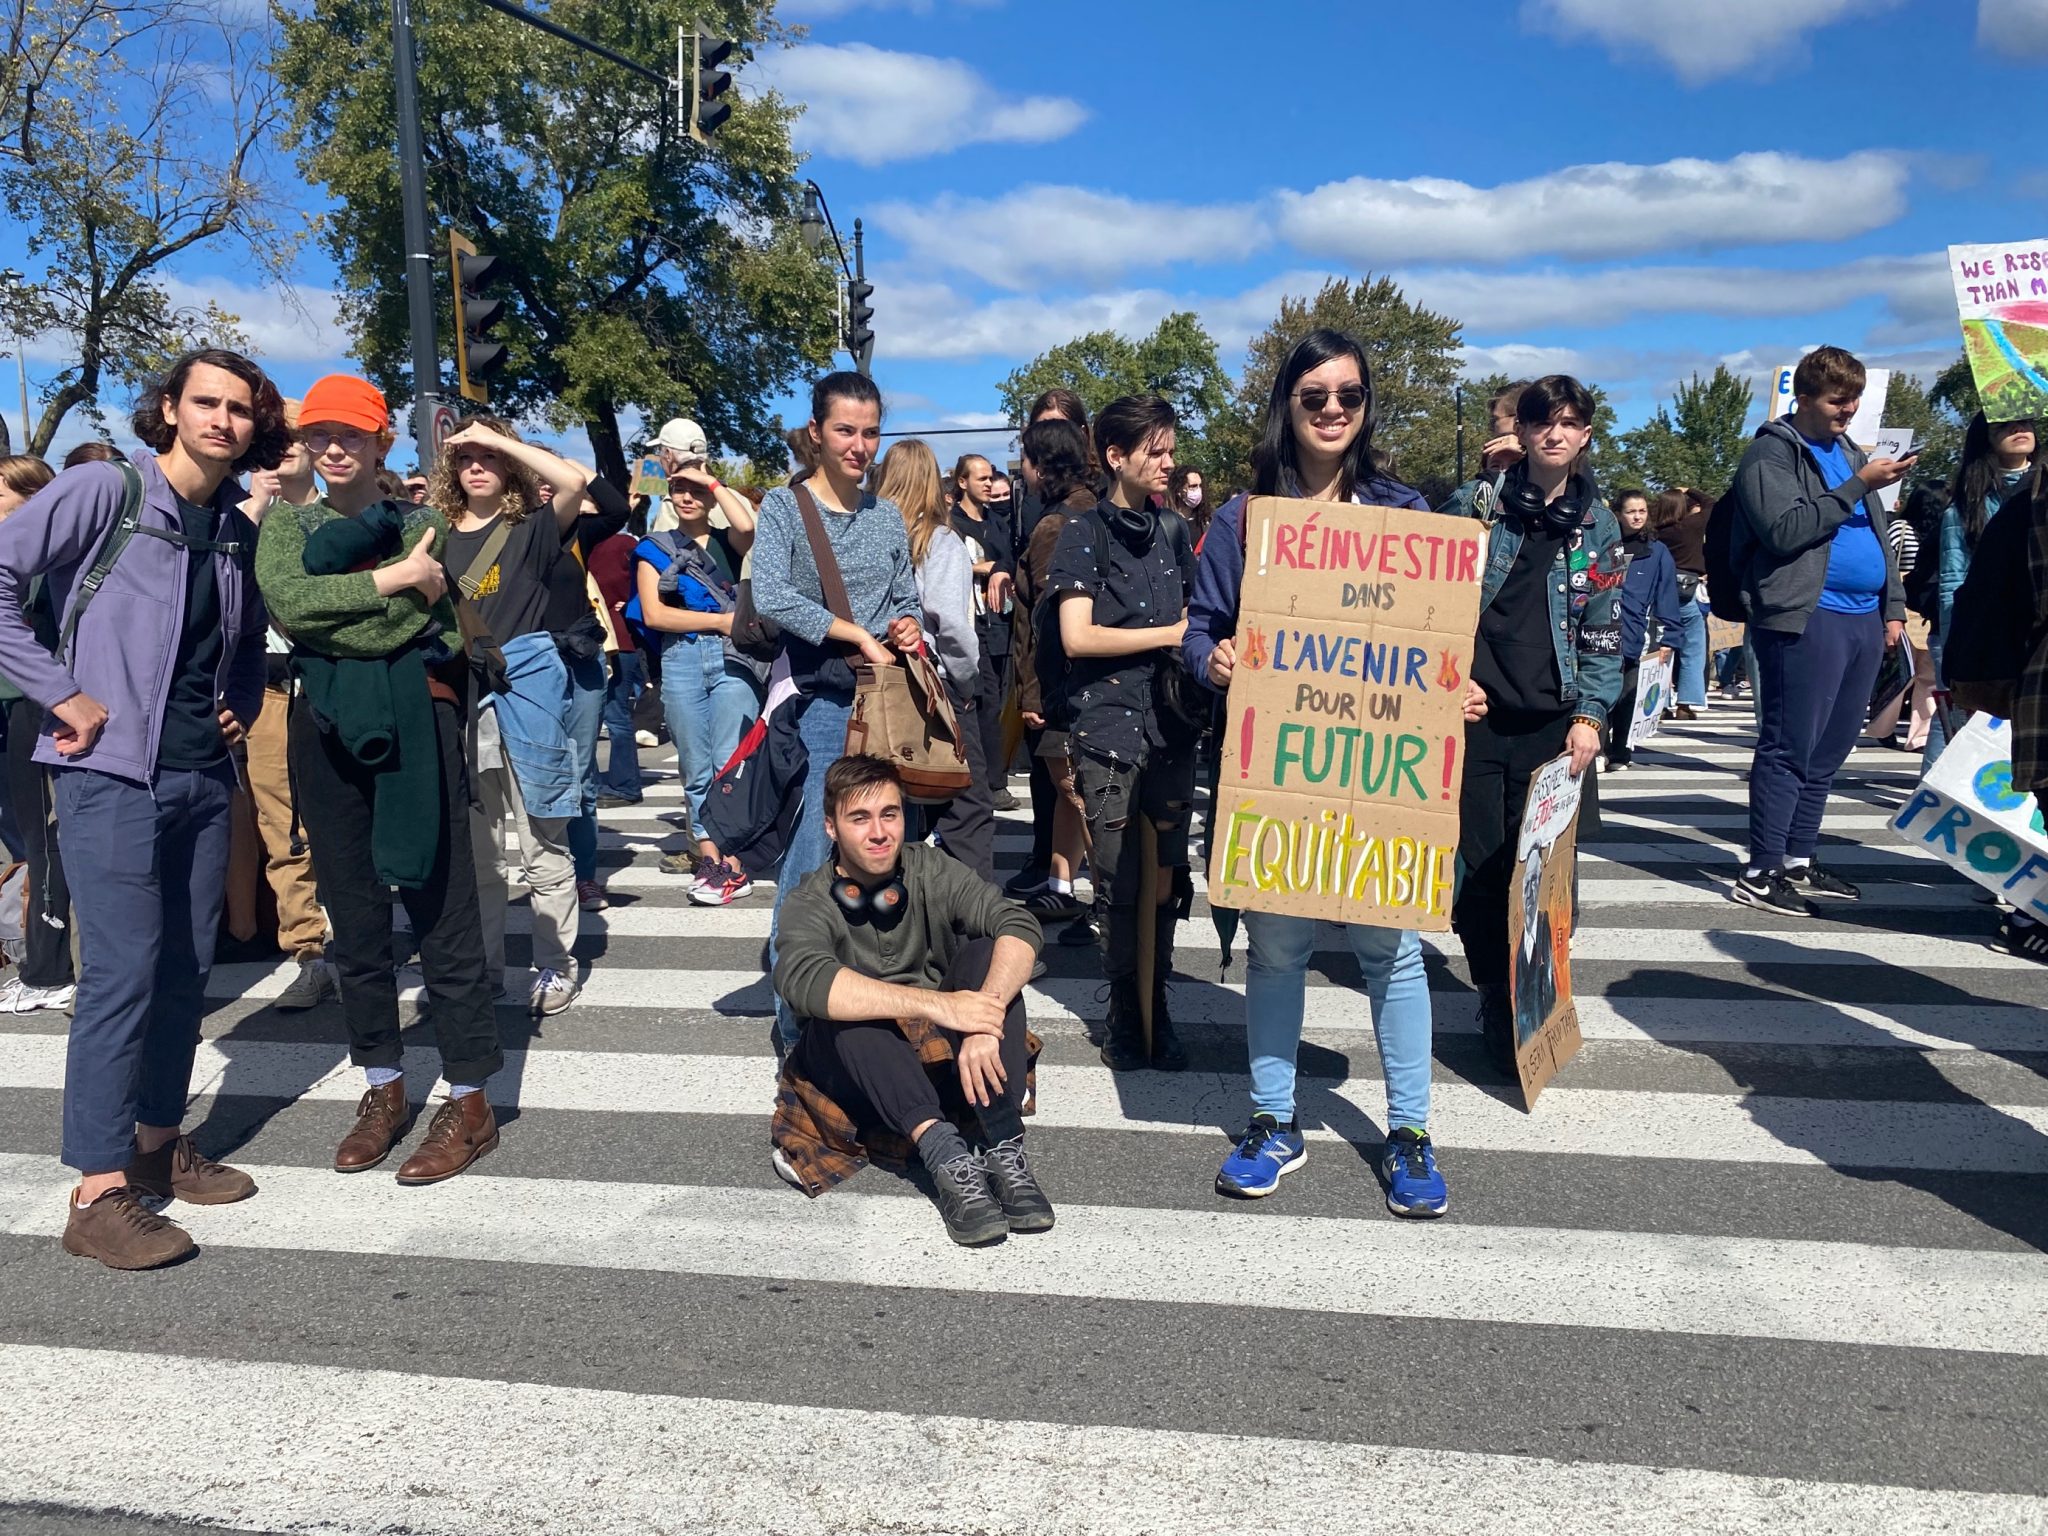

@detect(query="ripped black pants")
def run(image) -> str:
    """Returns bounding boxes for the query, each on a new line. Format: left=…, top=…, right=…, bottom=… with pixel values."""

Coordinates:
left=1072, top=747, right=1193, bottom=984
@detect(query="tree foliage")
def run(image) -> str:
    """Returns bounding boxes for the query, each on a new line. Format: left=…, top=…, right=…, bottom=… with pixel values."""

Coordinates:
left=274, top=0, right=837, bottom=482
left=1209, top=277, right=1463, bottom=502
left=0, top=6, right=289, bottom=454
left=1885, top=359, right=1973, bottom=494
left=1605, top=365, right=1754, bottom=498
left=996, top=311, right=1231, bottom=472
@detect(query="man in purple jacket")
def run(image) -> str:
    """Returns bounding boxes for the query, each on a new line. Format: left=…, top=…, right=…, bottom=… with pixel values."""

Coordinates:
left=0, top=348, right=284, bottom=1270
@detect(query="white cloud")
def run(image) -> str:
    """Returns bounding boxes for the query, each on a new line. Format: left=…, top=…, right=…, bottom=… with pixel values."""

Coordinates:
left=755, top=44, right=1085, bottom=167
left=1521, top=0, right=1905, bottom=85
left=869, top=186, right=1266, bottom=291
left=1276, top=152, right=1911, bottom=266
left=873, top=274, right=1180, bottom=361
left=1979, top=0, right=2048, bottom=58
left=1398, top=252, right=1955, bottom=336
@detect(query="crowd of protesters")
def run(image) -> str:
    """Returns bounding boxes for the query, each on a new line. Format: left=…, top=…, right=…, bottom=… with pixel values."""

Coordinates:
left=2, top=328, right=2041, bottom=1267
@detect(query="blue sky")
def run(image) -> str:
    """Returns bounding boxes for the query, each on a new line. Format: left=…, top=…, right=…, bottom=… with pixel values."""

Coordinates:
left=9, top=0, right=2048, bottom=467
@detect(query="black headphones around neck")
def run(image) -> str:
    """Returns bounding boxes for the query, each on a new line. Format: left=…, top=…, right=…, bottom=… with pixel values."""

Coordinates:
left=830, top=866, right=909, bottom=923
left=1102, top=497, right=1156, bottom=546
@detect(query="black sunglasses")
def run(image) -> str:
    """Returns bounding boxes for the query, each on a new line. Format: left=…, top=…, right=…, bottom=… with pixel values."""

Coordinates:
left=1294, top=385, right=1367, bottom=413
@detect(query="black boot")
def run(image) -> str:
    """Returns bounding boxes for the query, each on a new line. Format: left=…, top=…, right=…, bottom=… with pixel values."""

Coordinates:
left=1099, top=977, right=1149, bottom=1071
left=1149, top=906, right=1188, bottom=1071
left=1476, top=983, right=1515, bottom=1077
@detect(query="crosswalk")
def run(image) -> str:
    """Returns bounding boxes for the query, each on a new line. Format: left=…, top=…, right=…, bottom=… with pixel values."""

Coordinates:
left=1, top=708, right=2045, bottom=1533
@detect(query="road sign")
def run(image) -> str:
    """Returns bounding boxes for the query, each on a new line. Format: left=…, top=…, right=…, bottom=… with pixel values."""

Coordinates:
left=430, top=402, right=458, bottom=454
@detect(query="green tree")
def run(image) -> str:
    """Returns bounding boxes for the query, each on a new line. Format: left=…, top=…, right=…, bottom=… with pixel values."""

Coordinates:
left=1609, top=365, right=1754, bottom=497
left=1211, top=277, right=1463, bottom=501
left=996, top=310, right=1231, bottom=471
left=1882, top=367, right=1969, bottom=493
left=0, top=9, right=286, bottom=454
left=274, top=0, right=837, bottom=483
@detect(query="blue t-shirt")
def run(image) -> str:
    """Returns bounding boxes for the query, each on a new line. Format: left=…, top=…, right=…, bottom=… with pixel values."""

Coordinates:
left=1803, top=431, right=1885, bottom=615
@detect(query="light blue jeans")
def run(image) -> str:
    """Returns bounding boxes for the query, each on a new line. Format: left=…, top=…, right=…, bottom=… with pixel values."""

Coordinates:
left=565, top=651, right=606, bottom=882
left=1674, top=599, right=1709, bottom=707
left=770, top=690, right=854, bottom=1049
left=660, top=634, right=763, bottom=829
left=1243, top=910, right=1433, bottom=1133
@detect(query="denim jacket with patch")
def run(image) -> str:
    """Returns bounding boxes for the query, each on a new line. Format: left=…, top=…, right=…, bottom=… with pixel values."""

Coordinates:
left=1436, top=476, right=1628, bottom=726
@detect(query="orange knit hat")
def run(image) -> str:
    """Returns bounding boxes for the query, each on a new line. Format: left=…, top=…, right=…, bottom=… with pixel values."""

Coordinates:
left=299, top=375, right=390, bottom=435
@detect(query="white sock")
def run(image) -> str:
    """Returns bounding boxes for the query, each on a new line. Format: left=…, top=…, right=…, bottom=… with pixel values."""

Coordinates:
left=449, top=1082, right=484, bottom=1099
left=365, top=1065, right=402, bottom=1088
left=1744, top=867, right=1765, bottom=881
left=1783, top=857, right=1811, bottom=874
left=1048, top=876, right=1072, bottom=895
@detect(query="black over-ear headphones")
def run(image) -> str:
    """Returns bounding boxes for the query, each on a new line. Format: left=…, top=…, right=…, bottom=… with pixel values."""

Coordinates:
left=831, top=869, right=909, bottom=922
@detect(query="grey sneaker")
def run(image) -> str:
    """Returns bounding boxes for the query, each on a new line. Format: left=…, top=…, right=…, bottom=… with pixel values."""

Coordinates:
left=274, top=954, right=338, bottom=1012
left=529, top=967, right=580, bottom=1017
left=979, top=1135, right=1054, bottom=1233
left=932, top=1153, right=1010, bottom=1246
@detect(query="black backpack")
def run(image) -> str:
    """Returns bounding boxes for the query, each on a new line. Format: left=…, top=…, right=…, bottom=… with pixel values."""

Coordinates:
left=1702, top=494, right=1746, bottom=622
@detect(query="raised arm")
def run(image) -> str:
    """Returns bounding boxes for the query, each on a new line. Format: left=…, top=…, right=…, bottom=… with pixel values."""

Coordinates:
left=444, top=422, right=591, bottom=528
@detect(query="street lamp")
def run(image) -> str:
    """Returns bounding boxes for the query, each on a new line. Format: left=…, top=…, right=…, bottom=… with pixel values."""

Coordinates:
left=0, top=269, right=27, bottom=451
left=798, top=180, right=872, bottom=377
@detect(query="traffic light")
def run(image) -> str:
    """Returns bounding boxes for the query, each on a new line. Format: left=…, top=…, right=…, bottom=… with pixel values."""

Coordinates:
left=690, top=33, right=735, bottom=142
left=448, top=230, right=507, bottom=404
left=845, top=277, right=875, bottom=376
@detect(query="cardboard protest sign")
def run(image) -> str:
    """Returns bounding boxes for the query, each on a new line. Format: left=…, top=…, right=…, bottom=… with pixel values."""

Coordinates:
left=1869, top=428, right=1915, bottom=512
left=1948, top=239, right=2048, bottom=423
left=631, top=456, right=667, bottom=498
left=1707, top=614, right=1745, bottom=656
left=1509, top=754, right=1584, bottom=1109
left=1890, top=713, right=2048, bottom=922
left=1627, top=654, right=1673, bottom=749
left=1209, top=497, right=1483, bottom=931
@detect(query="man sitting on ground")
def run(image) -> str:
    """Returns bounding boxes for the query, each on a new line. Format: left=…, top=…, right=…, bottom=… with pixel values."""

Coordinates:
left=771, top=753, right=1052, bottom=1246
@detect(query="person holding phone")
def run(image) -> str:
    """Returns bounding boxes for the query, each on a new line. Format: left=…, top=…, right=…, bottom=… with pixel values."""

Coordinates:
left=1727, top=346, right=1917, bottom=918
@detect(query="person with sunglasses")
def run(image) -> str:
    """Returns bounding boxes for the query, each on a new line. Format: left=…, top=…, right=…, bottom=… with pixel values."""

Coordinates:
left=1185, top=329, right=1469, bottom=1217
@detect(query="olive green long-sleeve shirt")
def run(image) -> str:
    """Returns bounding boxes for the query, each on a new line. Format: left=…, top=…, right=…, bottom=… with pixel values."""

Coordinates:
left=774, top=841, right=1043, bottom=1022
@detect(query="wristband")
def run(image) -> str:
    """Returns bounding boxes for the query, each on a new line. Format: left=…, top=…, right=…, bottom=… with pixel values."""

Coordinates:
left=707, top=478, right=722, bottom=493
left=1571, top=715, right=1602, bottom=733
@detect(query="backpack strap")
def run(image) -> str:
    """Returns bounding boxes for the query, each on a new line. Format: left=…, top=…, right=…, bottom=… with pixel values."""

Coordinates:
left=455, top=514, right=515, bottom=603
left=58, top=461, right=145, bottom=665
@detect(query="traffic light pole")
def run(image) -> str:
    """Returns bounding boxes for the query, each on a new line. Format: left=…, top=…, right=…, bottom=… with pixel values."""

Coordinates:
left=391, top=0, right=442, bottom=463
left=852, top=219, right=871, bottom=378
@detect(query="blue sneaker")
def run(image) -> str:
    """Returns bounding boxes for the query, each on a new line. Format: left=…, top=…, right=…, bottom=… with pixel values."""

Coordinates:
left=1379, top=1127, right=1448, bottom=1218
left=1216, top=1114, right=1306, bottom=1198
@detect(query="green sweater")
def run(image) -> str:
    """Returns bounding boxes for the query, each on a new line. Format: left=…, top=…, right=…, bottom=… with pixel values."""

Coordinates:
left=255, top=500, right=458, bottom=659
left=773, top=842, right=1043, bottom=1022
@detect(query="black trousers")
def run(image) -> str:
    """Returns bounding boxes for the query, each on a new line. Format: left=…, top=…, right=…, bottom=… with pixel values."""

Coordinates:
left=7, top=695, right=71, bottom=987
left=1024, top=741, right=1056, bottom=877
left=972, top=627, right=1011, bottom=795
left=1073, top=746, right=1194, bottom=984
left=928, top=684, right=995, bottom=882
left=1454, top=709, right=1575, bottom=989
left=792, top=937, right=1028, bottom=1144
left=290, top=694, right=503, bottom=1085
left=1607, top=657, right=1641, bottom=766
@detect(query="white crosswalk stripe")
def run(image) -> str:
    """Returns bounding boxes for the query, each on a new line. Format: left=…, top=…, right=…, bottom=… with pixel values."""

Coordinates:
left=4, top=710, right=2044, bottom=1534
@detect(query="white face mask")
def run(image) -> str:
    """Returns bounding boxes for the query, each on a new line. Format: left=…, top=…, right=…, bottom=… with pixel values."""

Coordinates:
left=1181, top=486, right=1203, bottom=509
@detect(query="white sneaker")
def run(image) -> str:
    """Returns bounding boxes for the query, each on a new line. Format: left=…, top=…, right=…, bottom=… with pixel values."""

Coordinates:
left=0, top=975, right=75, bottom=1014
left=634, top=729, right=659, bottom=748
left=529, top=968, right=580, bottom=1017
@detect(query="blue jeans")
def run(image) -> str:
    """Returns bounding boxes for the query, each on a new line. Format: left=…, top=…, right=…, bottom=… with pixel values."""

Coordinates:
left=1674, top=599, right=1709, bottom=707
left=565, top=651, right=605, bottom=881
left=770, top=691, right=854, bottom=1050
left=599, top=651, right=646, bottom=799
left=1922, top=622, right=1950, bottom=771
left=1243, top=910, right=1433, bottom=1133
left=55, top=761, right=234, bottom=1173
left=660, top=635, right=761, bottom=829
left=1748, top=608, right=1884, bottom=868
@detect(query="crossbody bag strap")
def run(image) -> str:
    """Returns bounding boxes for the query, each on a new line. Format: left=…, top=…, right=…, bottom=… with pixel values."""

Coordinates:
left=455, top=513, right=514, bottom=604
left=58, top=461, right=145, bottom=664
left=791, top=482, right=856, bottom=624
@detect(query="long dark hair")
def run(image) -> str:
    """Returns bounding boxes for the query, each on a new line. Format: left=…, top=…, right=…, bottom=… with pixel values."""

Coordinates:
left=1252, top=329, right=1378, bottom=500
left=1956, top=411, right=2044, bottom=550
left=1169, top=464, right=1211, bottom=540
left=1020, top=418, right=1090, bottom=506
left=131, top=348, right=290, bottom=475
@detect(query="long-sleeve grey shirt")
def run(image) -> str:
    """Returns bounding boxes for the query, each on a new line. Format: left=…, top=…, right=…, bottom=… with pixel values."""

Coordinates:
left=751, top=485, right=920, bottom=646
left=916, top=526, right=980, bottom=693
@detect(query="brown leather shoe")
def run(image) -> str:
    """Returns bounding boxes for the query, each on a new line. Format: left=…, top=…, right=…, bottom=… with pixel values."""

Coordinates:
left=62, top=1186, right=195, bottom=1270
left=395, top=1092, right=498, bottom=1185
left=335, top=1080, right=415, bottom=1173
left=127, top=1133, right=257, bottom=1205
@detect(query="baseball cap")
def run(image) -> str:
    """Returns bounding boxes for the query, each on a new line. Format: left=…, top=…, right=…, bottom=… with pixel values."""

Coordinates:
left=299, top=375, right=390, bottom=435
left=651, top=418, right=708, bottom=459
